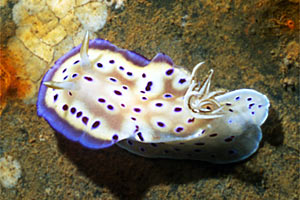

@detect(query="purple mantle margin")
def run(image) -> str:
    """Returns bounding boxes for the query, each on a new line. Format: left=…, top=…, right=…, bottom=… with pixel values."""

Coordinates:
left=36, top=38, right=174, bottom=149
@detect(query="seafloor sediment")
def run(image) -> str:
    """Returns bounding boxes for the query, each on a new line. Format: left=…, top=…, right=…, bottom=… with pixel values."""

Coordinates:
left=0, top=0, right=299, bottom=199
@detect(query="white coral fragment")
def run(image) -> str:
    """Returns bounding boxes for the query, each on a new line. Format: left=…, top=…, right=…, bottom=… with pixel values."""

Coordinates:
left=75, top=2, right=108, bottom=32
left=0, top=156, right=22, bottom=189
left=105, top=0, right=126, bottom=9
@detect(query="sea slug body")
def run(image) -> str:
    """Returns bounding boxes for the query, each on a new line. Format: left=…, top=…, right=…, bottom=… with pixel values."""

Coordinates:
left=37, top=32, right=270, bottom=163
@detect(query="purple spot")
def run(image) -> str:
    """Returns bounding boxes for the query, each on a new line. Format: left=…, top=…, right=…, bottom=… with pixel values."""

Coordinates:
left=195, top=142, right=205, bottom=146
left=150, top=143, right=157, bottom=147
left=140, top=147, right=145, bottom=152
left=68, top=92, right=72, bottom=96
left=145, top=81, right=153, bottom=91
left=174, top=107, right=182, bottom=112
left=119, top=66, right=124, bottom=70
left=127, top=72, right=133, bottom=76
left=157, top=122, right=165, bottom=127
left=164, top=93, right=172, bottom=98
left=142, top=73, right=146, bottom=78
left=187, top=118, right=195, bottom=123
left=165, top=68, right=174, bottom=76
left=155, top=103, right=163, bottom=107
left=109, top=60, right=115, bottom=64
left=179, top=142, right=185, bottom=145
left=82, top=116, right=89, bottom=125
left=137, top=132, right=144, bottom=141
left=131, top=117, right=136, bottom=121
left=74, top=60, right=79, bottom=64
left=110, top=77, right=117, bottom=82
left=249, top=103, right=255, bottom=109
left=63, top=75, right=68, bottom=80
left=72, top=73, right=78, bottom=78
left=194, top=149, right=201, bottom=152
left=98, top=98, right=106, bottom=103
left=175, top=127, right=184, bottom=133
left=224, top=136, right=235, bottom=142
left=114, top=90, right=122, bottom=96
left=140, top=91, right=145, bottom=94
left=70, top=107, right=76, bottom=114
left=228, top=119, right=233, bottom=124
left=209, top=133, right=218, bottom=137
left=201, top=129, right=206, bottom=134
left=251, top=111, right=255, bottom=115
left=235, top=96, right=240, bottom=101
left=225, top=103, right=232, bottom=106
left=62, top=104, right=68, bottom=111
left=84, top=76, right=93, bottom=81
left=112, top=134, right=118, bottom=141
left=107, top=105, right=114, bottom=110
left=247, top=97, right=252, bottom=101
left=258, top=105, right=262, bottom=108
left=122, top=86, right=128, bottom=90
left=92, top=121, right=100, bottom=129
left=134, top=108, right=141, bottom=113
left=53, top=94, right=58, bottom=101
left=134, top=125, right=139, bottom=133
left=175, top=127, right=183, bottom=133
left=62, top=68, right=67, bottom=73
left=76, top=111, right=82, bottom=118
left=127, top=140, right=133, bottom=145
left=121, top=103, right=126, bottom=108
left=229, top=108, right=234, bottom=112
left=142, top=97, right=147, bottom=100
left=97, top=63, right=103, bottom=68
left=179, top=79, right=186, bottom=84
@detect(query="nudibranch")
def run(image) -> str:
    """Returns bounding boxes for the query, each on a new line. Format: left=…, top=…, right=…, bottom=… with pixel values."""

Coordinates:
left=37, top=32, right=270, bottom=163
